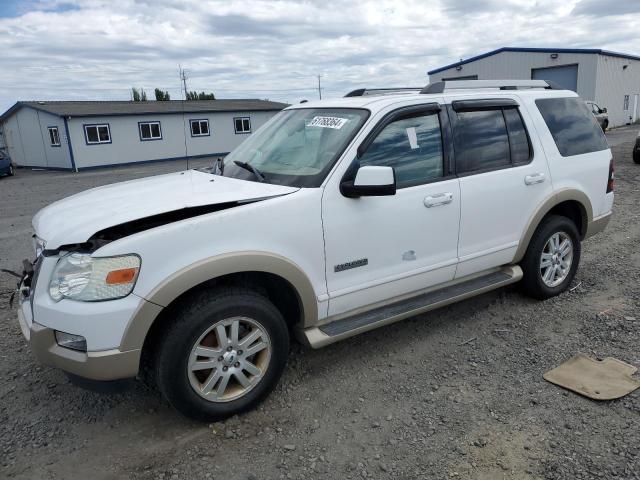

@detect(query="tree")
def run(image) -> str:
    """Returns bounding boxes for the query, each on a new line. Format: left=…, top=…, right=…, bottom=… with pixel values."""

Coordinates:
left=186, top=91, right=216, bottom=100
left=154, top=88, right=171, bottom=101
left=131, top=87, right=148, bottom=101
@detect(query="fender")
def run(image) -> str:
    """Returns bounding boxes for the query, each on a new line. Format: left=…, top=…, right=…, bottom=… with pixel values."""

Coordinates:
left=512, top=188, right=592, bottom=264
left=120, top=251, right=319, bottom=351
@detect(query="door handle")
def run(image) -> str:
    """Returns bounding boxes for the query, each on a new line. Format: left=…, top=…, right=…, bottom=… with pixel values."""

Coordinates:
left=424, top=192, right=453, bottom=208
left=524, top=173, right=546, bottom=185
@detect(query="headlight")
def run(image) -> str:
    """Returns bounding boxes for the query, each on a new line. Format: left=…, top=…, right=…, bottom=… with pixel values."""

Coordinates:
left=49, top=253, right=140, bottom=302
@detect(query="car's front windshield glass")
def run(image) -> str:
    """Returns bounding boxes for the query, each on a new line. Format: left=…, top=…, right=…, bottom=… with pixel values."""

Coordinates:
left=221, top=108, right=369, bottom=187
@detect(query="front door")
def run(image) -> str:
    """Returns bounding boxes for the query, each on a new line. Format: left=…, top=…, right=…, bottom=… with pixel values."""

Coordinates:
left=322, top=105, right=461, bottom=317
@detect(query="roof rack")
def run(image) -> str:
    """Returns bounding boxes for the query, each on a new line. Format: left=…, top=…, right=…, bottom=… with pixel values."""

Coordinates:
left=420, top=79, right=564, bottom=94
left=344, top=87, right=423, bottom=97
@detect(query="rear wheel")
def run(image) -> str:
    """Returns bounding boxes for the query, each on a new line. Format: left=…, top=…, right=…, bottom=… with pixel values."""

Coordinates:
left=601, top=119, right=608, bottom=132
left=155, top=288, right=289, bottom=422
left=521, top=215, right=581, bottom=300
left=633, top=146, right=640, bottom=164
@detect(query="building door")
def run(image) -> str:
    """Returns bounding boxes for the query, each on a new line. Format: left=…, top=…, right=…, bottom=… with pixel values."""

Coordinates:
left=633, top=94, right=639, bottom=123
left=531, top=64, right=578, bottom=92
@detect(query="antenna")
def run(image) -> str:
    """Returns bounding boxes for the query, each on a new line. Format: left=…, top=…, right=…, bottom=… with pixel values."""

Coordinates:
left=179, top=65, right=189, bottom=170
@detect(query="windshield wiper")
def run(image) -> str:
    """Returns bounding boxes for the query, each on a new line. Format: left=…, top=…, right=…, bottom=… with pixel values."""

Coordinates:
left=233, top=160, right=265, bottom=182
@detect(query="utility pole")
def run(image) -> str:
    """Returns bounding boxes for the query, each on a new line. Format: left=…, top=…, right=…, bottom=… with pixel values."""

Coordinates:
left=317, top=75, right=322, bottom=100
left=179, top=65, right=189, bottom=100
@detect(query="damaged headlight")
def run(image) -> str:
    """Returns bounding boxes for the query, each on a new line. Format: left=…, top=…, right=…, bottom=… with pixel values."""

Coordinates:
left=49, top=253, right=140, bottom=302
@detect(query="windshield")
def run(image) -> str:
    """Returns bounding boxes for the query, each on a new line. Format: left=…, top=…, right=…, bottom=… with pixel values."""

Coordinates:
left=221, top=108, right=369, bottom=187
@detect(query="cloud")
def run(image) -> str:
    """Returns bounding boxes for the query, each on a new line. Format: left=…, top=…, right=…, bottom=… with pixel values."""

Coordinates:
left=0, top=0, right=639, bottom=112
left=572, top=0, right=640, bottom=16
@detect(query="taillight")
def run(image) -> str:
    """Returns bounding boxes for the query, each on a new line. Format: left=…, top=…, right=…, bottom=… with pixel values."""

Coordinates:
left=606, top=159, right=615, bottom=193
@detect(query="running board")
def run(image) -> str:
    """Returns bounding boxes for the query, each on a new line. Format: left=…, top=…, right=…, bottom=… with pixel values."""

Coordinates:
left=302, top=266, right=522, bottom=348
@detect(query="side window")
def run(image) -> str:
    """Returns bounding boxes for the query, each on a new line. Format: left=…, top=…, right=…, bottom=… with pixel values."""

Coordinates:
left=359, top=112, right=444, bottom=188
left=536, top=97, right=608, bottom=157
left=503, top=109, right=531, bottom=164
left=453, top=109, right=510, bottom=173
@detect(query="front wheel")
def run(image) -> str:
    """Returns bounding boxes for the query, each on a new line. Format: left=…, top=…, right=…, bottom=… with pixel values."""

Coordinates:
left=155, top=288, right=290, bottom=422
left=521, top=215, right=581, bottom=300
left=8, top=164, right=14, bottom=176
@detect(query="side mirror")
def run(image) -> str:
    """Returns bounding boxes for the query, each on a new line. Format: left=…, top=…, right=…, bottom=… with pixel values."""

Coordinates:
left=601, top=107, right=607, bottom=114
left=340, top=166, right=396, bottom=198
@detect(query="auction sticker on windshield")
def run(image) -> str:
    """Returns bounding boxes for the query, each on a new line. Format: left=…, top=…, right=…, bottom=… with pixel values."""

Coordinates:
left=307, top=116, right=349, bottom=129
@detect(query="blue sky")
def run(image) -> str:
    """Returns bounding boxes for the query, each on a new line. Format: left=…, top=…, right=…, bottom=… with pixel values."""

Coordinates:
left=0, top=0, right=639, bottom=113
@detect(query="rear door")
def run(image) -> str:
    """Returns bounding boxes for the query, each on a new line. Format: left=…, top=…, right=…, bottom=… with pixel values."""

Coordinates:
left=447, top=96, right=553, bottom=277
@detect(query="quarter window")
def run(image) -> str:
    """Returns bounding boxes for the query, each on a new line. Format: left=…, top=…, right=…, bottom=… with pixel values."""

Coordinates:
left=536, top=97, right=608, bottom=157
left=190, top=119, right=210, bottom=137
left=359, top=111, right=444, bottom=188
left=234, top=117, right=251, bottom=134
left=139, top=121, right=162, bottom=141
left=48, top=127, right=61, bottom=147
left=84, top=124, right=111, bottom=144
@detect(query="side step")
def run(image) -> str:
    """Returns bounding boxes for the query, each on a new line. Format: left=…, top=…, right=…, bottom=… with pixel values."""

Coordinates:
left=303, top=266, right=522, bottom=348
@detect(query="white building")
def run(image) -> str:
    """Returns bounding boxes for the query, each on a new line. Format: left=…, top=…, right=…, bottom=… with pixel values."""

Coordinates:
left=428, top=47, right=640, bottom=128
left=0, top=99, right=287, bottom=170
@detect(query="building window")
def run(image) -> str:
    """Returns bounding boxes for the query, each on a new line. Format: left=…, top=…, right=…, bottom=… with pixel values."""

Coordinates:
left=624, top=95, right=630, bottom=111
left=48, top=127, right=61, bottom=147
left=84, top=124, right=111, bottom=144
left=234, top=117, right=251, bottom=134
left=190, top=119, right=210, bottom=137
left=139, top=121, right=162, bottom=141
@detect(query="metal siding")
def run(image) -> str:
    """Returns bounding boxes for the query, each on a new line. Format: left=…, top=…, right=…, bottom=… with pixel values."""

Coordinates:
left=69, top=110, right=278, bottom=169
left=3, top=115, right=26, bottom=165
left=531, top=64, right=578, bottom=92
left=15, top=108, right=47, bottom=167
left=429, top=51, right=597, bottom=100
left=36, top=111, right=72, bottom=169
left=594, top=55, right=640, bottom=127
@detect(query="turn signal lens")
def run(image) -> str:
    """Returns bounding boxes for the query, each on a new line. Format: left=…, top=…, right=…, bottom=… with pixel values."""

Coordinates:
left=106, top=268, right=138, bottom=285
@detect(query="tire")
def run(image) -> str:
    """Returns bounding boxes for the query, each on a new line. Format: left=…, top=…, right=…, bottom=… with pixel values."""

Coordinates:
left=8, top=164, right=14, bottom=176
left=155, top=287, right=289, bottom=422
left=633, top=147, right=640, bottom=165
left=520, top=215, right=581, bottom=300
left=601, top=120, right=608, bottom=132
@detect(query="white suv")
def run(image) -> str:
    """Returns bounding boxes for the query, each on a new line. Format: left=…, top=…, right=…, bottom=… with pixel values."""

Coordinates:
left=16, top=80, right=614, bottom=421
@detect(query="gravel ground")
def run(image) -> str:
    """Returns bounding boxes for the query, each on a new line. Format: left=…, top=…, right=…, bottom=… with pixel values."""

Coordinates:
left=1, top=130, right=639, bottom=480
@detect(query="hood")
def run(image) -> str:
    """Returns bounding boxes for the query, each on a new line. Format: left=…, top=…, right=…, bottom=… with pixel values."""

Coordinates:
left=34, top=170, right=298, bottom=249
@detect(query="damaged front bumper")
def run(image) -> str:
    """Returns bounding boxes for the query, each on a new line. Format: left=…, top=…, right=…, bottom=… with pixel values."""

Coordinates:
left=16, top=258, right=141, bottom=382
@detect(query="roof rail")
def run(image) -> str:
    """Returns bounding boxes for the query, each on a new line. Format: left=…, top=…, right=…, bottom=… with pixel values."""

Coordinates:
left=420, top=79, right=564, bottom=94
left=344, top=87, right=423, bottom=97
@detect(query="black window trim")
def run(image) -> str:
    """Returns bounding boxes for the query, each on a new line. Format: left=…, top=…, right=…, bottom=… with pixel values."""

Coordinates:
left=138, top=120, right=163, bottom=141
left=233, top=116, right=252, bottom=134
left=190, top=118, right=210, bottom=137
left=343, top=102, right=454, bottom=191
left=47, top=126, right=61, bottom=147
left=451, top=98, right=519, bottom=111
left=447, top=102, right=534, bottom=178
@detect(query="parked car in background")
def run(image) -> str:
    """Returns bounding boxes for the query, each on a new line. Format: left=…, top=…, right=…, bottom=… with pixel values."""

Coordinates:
left=0, top=149, right=15, bottom=177
left=634, top=131, right=640, bottom=164
left=586, top=101, right=609, bottom=131
left=16, top=79, right=614, bottom=422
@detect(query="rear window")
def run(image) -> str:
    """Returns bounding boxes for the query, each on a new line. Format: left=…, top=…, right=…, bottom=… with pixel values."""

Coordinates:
left=535, top=97, right=608, bottom=157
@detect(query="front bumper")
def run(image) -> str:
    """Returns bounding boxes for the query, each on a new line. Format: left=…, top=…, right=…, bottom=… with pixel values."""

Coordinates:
left=18, top=306, right=140, bottom=381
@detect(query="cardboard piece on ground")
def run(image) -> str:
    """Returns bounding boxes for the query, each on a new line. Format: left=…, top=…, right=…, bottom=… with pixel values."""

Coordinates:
left=544, top=354, right=640, bottom=400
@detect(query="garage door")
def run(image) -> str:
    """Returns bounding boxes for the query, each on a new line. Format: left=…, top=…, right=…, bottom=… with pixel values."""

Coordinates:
left=531, top=64, right=578, bottom=92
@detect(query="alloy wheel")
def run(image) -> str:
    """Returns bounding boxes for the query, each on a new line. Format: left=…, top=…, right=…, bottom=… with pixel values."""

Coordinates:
left=187, top=316, right=271, bottom=402
left=539, top=232, right=573, bottom=288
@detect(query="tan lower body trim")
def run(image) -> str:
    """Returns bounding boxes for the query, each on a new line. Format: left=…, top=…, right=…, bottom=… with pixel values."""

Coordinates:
left=585, top=212, right=612, bottom=239
left=30, top=322, right=140, bottom=381
left=298, top=266, right=522, bottom=349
